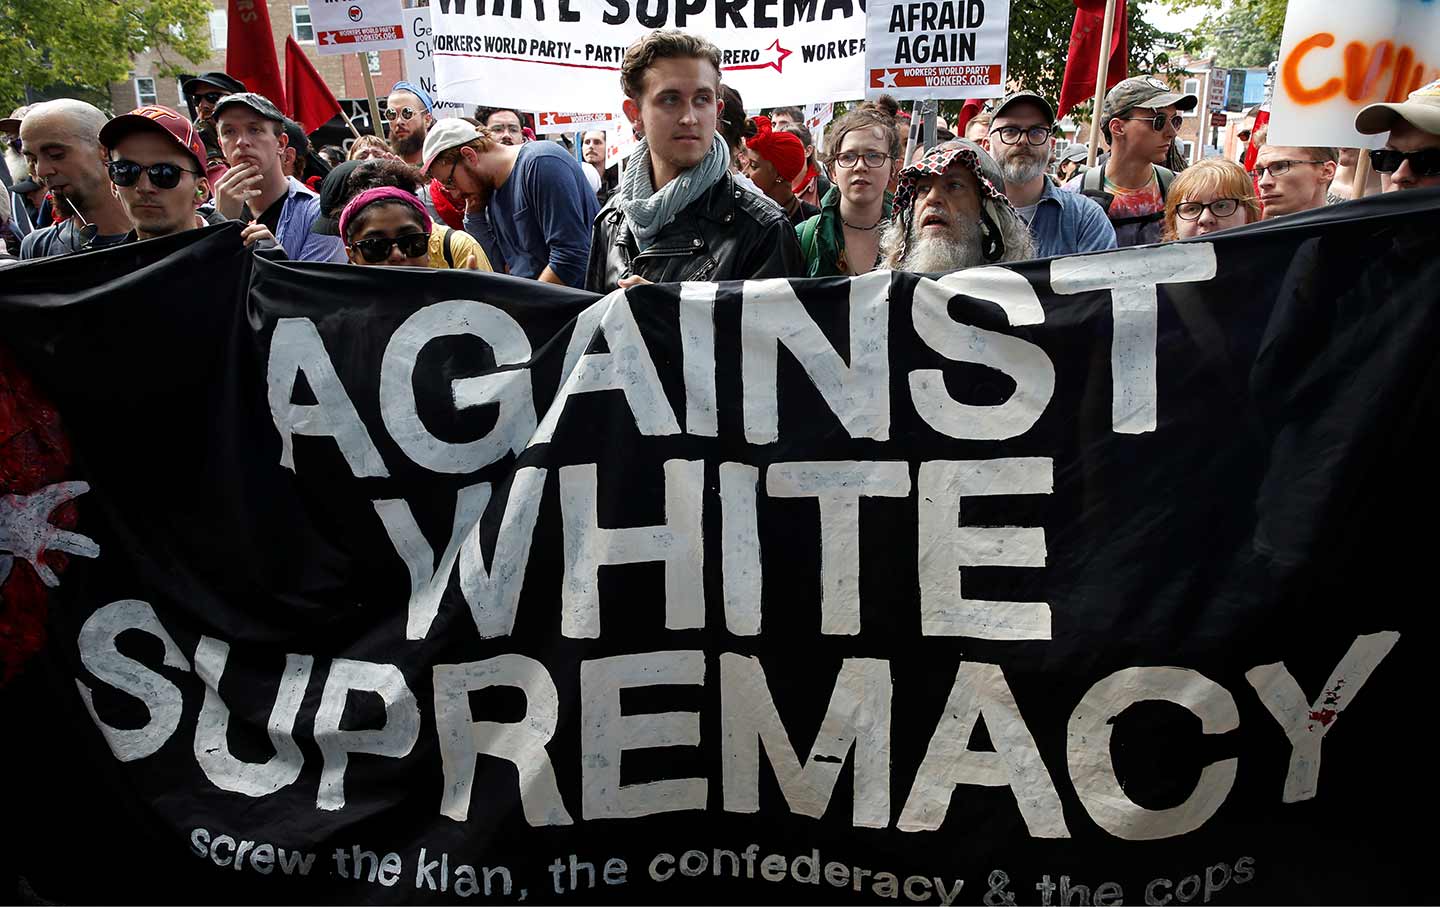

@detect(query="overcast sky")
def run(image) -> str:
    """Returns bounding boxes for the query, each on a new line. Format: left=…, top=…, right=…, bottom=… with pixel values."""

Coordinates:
left=1140, top=1, right=1216, bottom=33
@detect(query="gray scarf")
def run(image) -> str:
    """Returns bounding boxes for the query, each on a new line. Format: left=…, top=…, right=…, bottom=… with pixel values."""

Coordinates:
left=620, top=135, right=730, bottom=252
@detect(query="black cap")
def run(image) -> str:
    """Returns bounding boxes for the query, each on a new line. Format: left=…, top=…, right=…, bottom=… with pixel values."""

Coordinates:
left=993, top=92, right=1056, bottom=126
left=12, top=175, right=40, bottom=194
left=311, top=160, right=363, bottom=235
left=282, top=118, right=310, bottom=155
left=213, top=92, right=286, bottom=124
left=183, top=72, right=248, bottom=97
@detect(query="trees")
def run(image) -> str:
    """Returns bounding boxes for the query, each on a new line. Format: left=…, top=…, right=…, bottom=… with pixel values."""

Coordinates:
left=0, top=0, right=213, bottom=112
left=1166, top=0, right=1283, bottom=68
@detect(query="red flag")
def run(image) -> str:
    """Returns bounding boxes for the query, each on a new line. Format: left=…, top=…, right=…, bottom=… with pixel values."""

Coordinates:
left=956, top=97, right=988, bottom=137
left=285, top=36, right=342, bottom=134
left=1057, top=0, right=1129, bottom=120
left=226, top=0, right=286, bottom=110
left=1243, top=107, right=1270, bottom=172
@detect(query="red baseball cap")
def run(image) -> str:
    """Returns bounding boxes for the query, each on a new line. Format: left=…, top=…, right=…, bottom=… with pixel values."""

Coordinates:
left=100, top=105, right=207, bottom=174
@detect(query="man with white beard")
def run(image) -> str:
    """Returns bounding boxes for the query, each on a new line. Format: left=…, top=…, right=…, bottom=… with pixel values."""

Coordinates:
left=881, top=140, right=1035, bottom=273
left=982, top=92, right=1114, bottom=257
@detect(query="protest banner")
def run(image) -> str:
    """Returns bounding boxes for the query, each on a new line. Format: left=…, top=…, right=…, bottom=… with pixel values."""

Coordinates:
left=803, top=101, right=835, bottom=147
left=401, top=6, right=472, bottom=118
left=865, top=0, right=1009, bottom=99
left=534, top=111, right=619, bottom=135
left=311, top=0, right=408, bottom=53
left=430, top=0, right=866, bottom=110
left=1268, top=0, right=1440, bottom=148
left=1, top=193, right=1438, bottom=904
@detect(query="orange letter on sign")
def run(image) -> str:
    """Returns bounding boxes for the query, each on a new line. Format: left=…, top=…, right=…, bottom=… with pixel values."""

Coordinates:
left=1283, top=33, right=1343, bottom=105
left=1344, top=41, right=1394, bottom=101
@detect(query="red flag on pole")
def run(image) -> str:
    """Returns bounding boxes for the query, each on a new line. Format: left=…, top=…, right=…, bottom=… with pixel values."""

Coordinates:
left=226, top=0, right=286, bottom=110
left=1057, top=0, right=1129, bottom=119
left=285, top=36, right=342, bottom=134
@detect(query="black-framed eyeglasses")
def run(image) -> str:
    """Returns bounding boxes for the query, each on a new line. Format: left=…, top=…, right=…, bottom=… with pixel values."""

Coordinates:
left=1123, top=112, right=1184, bottom=132
left=192, top=91, right=225, bottom=105
left=1175, top=198, right=1242, bottom=220
left=834, top=151, right=892, bottom=168
left=991, top=125, right=1051, bottom=146
left=348, top=232, right=429, bottom=263
left=384, top=106, right=419, bottom=122
left=1253, top=159, right=1326, bottom=179
left=439, top=157, right=461, bottom=190
left=108, top=159, right=201, bottom=190
left=1369, top=147, right=1440, bottom=177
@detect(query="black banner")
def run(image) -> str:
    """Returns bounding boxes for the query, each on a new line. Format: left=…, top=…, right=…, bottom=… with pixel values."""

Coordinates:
left=1, top=191, right=1437, bottom=904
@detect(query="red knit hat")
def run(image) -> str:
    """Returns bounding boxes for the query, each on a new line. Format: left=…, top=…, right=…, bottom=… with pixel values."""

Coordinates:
left=745, top=116, right=807, bottom=182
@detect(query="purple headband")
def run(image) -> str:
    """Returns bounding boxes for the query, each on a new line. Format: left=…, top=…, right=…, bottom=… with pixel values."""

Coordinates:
left=339, top=186, right=433, bottom=240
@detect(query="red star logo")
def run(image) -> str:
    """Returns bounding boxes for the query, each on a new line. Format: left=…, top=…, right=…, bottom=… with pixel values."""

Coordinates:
left=723, top=39, right=793, bottom=74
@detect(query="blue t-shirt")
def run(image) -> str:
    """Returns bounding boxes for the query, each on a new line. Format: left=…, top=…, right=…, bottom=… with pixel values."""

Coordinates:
left=487, top=142, right=599, bottom=287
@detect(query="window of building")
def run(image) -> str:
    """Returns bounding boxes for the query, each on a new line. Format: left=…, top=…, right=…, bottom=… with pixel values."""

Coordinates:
left=209, top=9, right=227, bottom=49
left=367, top=51, right=382, bottom=74
left=1183, top=78, right=1200, bottom=116
left=292, top=6, right=314, bottom=43
left=1178, top=139, right=1195, bottom=162
left=135, top=77, right=158, bottom=107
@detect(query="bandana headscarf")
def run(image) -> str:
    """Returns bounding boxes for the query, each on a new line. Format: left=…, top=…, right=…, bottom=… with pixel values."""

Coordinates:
left=893, top=140, right=1010, bottom=215
left=339, top=186, right=433, bottom=240
left=744, top=115, right=806, bottom=182
left=389, top=80, right=435, bottom=112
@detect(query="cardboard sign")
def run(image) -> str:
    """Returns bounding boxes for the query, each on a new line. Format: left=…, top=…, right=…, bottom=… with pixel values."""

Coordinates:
left=1268, top=0, right=1440, bottom=148
left=864, top=0, right=1010, bottom=99
left=533, top=111, right=618, bottom=135
left=432, top=0, right=867, bottom=110
left=311, top=0, right=407, bottom=55
left=399, top=6, right=468, bottom=117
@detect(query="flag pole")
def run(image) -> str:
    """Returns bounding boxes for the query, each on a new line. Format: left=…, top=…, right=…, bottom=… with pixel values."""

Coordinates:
left=1086, top=0, right=1119, bottom=167
left=360, top=57, right=386, bottom=140
left=1351, top=150, right=1373, bottom=199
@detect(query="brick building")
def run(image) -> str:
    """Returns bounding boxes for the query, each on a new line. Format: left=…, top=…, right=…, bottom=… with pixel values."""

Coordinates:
left=109, top=0, right=406, bottom=132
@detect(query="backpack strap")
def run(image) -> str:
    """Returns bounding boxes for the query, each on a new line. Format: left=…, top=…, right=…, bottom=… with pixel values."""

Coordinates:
left=441, top=226, right=455, bottom=268
left=799, top=215, right=820, bottom=264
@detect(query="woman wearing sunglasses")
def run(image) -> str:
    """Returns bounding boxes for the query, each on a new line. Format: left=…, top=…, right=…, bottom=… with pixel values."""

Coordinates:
left=1162, top=159, right=1261, bottom=241
left=339, top=187, right=438, bottom=267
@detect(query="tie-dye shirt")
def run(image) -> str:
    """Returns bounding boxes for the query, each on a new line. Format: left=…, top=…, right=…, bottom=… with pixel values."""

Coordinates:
left=1063, top=166, right=1167, bottom=247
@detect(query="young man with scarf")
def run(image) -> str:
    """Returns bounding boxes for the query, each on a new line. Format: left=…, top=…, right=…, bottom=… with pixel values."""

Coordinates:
left=586, top=30, right=803, bottom=293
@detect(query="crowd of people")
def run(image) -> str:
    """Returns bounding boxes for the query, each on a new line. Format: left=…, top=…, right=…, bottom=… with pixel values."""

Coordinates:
left=2, top=31, right=1437, bottom=290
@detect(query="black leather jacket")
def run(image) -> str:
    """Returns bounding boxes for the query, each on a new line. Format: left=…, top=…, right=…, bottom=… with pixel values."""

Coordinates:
left=586, top=171, right=804, bottom=293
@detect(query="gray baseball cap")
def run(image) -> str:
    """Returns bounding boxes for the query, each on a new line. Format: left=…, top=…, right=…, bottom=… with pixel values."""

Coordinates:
left=993, top=91, right=1056, bottom=126
left=1103, top=76, right=1198, bottom=121
left=213, top=92, right=286, bottom=124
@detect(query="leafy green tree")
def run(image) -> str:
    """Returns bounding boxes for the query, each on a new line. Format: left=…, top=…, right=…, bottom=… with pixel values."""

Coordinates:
left=0, top=0, right=213, bottom=112
left=1181, top=0, right=1281, bottom=68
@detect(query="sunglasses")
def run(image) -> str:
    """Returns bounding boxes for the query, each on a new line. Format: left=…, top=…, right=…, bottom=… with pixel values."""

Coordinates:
left=1122, top=112, right=1185, bottom=132
left=1368, top=147, right=1440, bottom=178
left=108, top=159, right=201, bottom=190
left=348, top=232, right=429, bottom=263
left=192, top=91, right=225, bottom=105
left=384, top=106, right=419, bottom=122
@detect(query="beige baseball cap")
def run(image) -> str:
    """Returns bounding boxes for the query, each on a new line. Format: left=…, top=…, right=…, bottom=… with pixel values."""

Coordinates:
left=1356, top=78, right=1440, bottom=136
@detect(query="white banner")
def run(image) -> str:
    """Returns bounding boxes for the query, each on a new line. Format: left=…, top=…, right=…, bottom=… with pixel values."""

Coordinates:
left=1269, top=0, right=1440, bottom=148
left=430, top=0, right=869, bottom=110
left=803, top=100, right=834, bottom=149
left=533, top=111, right=619, bottom=135
left=863, top=0, right=1009, bottom=100
left=401, top=7, right=469, bottom=116
left=311, top=0, right=408, bottom=55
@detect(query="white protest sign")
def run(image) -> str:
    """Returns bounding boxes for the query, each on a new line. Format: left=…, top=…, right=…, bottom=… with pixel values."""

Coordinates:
left=804, top=101, right=835, bottom=150
left=431, top=0, right=868, bottom=110
left=606, top=115, right=639, bottom=165
left=401, top=7, right=469, bottom=116
left=311, top=0, right=408, bottom=55
left=864, top=0, right=1010, bottom=99
left=1268, top=0, right=1440, bottom=148
left=534, top=111, right=618, bottom=135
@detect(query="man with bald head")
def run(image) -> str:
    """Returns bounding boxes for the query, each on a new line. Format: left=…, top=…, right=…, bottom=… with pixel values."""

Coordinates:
left=19, top=100, right=132, bottom=258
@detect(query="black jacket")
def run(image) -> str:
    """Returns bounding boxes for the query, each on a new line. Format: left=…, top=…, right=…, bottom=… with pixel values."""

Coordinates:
left=586, top=171, right=804, bottom=293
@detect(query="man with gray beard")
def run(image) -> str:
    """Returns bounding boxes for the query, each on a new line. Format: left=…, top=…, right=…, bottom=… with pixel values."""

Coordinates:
left=983, top=92, right=1114, bottom=257
left=881, top=140, right=1034, bottom=273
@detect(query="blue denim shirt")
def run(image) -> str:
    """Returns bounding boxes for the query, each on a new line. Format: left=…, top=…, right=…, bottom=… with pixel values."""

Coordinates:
left=275, top=177, right=345, bottom=263
left=1027, top=179, right=1117, bottom=258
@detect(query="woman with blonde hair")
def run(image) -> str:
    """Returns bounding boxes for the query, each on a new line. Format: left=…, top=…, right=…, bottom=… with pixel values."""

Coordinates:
left=1163, top=158, right=1262, bottom=240
left=346, top=135, right=395, bottom=162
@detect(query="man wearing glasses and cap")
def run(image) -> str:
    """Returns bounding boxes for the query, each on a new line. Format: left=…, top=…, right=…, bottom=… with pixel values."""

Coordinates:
left=981, top=91, right=1115, bottom=257
left=1063, top=76, right=1197, bottom=247
left=181, top=72, right=247, bottom=175
left=213, top=92, right=344, bottom=261
left=1355, top=78, right=1440, bottom=193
